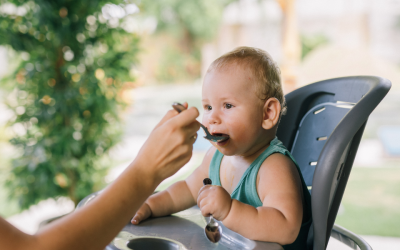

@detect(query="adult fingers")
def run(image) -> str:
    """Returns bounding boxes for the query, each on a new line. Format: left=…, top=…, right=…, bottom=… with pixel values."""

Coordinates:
left=153, top=109, right=179, bottom=131
left=152, top=104, right=198, bottom=136
left=181, top=123, right=200, bottom=145
left=185, top=132, right=198, bottom=145
left=170, top=107, right=200, bottom=128
left=191, top=133, right=198, bottom=143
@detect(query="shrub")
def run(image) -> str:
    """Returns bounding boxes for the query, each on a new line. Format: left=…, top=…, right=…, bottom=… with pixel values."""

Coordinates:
left=0, top=0, right=139, bottom=208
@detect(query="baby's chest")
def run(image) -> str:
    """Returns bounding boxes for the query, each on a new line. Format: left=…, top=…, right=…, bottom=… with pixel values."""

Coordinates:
left=219, top=161, right=251, bottom=194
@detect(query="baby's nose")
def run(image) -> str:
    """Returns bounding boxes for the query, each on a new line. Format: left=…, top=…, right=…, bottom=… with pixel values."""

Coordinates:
left=207, top=111, right=221, bottom=124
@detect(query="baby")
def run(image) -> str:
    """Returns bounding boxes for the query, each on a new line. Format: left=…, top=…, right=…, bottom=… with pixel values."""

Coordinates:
left=132, top=47, right=312, bottom=250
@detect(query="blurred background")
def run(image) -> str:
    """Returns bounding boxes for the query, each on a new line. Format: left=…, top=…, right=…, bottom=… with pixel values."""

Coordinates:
left=0, top=0, right=399, bottom=249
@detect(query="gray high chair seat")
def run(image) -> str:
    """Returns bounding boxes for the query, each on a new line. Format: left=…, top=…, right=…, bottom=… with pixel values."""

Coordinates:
left=77, top=76, right=391, bottom=250
left=276, top=76, right=391, bottom=250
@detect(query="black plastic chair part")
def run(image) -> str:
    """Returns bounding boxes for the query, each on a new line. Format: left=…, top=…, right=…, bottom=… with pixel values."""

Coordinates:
left=276, top=76, right=391, bottom=250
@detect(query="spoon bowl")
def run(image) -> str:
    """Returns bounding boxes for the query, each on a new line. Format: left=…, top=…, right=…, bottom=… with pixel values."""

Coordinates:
left=172, top=103, right=229, bottom=143
left=205, top=215, right=222, bottom=243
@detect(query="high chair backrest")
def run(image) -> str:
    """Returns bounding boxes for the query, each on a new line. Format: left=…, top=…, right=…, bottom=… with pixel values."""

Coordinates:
left=276, top=76, right=391, bottom=250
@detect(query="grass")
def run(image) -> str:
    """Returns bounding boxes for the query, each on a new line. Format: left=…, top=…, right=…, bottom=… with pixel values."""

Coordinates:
left=335, top=166, right=400, bottom=237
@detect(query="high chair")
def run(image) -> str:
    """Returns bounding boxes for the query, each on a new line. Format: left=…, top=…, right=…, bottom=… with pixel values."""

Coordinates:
left=276, top=75, right=391, bottom=250
left=77, top=76, right=391, bottom=250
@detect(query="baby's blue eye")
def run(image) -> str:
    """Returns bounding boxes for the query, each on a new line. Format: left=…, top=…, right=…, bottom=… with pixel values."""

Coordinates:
left=225, top=103, right=233, bottom=109
left=206, top=105, right=212, bottom=111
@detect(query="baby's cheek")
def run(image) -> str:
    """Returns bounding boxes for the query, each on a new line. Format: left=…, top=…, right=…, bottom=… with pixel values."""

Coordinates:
left=201, top=115, right=209, bottom=126
left=227, top=121, right=246, bottom=136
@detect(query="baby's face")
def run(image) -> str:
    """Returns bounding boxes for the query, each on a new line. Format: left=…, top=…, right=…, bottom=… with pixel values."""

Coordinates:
left=202, top=65, right=268, bottom=156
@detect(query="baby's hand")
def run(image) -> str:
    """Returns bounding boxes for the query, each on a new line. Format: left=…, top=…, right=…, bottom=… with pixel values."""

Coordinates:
left=131, top=203, right=151, bottom=225
left=197, top=185, right=232, bottom=222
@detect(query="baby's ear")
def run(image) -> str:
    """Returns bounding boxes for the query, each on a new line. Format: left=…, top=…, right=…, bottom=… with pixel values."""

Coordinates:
left=262, top=98, right=281, bottom=130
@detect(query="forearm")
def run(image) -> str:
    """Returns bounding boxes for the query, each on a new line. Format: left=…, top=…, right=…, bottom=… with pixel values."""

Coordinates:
left=0, top=107, right=200, bottom=250
left=147, top=180, right=196, bottom=217
left=33, top=160, right=160, bottom=250
left=222, top=200, right=300, bottom=245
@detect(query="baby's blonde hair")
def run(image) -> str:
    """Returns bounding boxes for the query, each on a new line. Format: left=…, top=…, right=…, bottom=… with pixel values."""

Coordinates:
left=208, top=46, right=287, bottom=116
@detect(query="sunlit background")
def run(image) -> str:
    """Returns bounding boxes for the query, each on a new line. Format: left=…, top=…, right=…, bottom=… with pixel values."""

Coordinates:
left=0, top=0, right=399, bottom=249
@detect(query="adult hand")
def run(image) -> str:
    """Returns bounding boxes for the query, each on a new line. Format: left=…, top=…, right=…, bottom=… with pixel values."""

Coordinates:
left=132, top=104, right=200, bottom=184
left=197, top=185, right=232, bottom=221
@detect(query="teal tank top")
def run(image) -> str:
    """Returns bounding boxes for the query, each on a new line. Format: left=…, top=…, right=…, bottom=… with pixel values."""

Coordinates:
left=209, top=137, right=312, bottom=250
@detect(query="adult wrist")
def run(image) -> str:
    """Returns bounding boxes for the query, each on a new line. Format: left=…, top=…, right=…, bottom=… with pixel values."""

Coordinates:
left=127, top=159, right=161, bottom=191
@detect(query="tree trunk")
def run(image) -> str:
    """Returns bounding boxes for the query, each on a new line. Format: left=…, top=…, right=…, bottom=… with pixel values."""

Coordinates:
left=278, top=0, right=301, bottom=93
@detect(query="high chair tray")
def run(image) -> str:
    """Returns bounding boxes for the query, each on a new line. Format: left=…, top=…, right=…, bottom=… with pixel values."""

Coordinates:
left=105, top=205, right=283, bottom=250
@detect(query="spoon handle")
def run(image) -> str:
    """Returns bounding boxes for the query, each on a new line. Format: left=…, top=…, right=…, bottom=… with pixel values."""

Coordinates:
left=199, top=123, right=212, bottom=137
left=203, top=178, right=212, bottom=186
left=172, top=102, right=186, bottom=113
left=202, top=178, right=214, bottom=221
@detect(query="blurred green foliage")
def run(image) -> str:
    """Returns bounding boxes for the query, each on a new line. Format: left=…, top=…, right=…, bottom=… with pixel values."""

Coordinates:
left=155, top=46, right=200, bottom=82
left=141, top=0, right=231, bottom=48
left=0, top=125, right=20, bottom=216
left=0, top=0, right=139, bottom=208
left=139, top=0, right=233, bottom=83
left=301, top=33, right=329, bottom=60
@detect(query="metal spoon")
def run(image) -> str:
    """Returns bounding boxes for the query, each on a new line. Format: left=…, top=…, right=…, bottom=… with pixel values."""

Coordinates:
left=172, top=102, right=229, bottom=143
left=202, top=178, right=222, bottom=243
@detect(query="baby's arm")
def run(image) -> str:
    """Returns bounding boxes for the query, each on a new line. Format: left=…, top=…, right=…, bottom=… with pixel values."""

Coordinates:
left=132, top=147, right=216, bottom=224
left=198, top=153, right=304, bottom=245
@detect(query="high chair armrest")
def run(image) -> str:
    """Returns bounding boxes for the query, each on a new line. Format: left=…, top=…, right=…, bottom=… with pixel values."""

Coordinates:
left=331, top=224, right=373, bottom=250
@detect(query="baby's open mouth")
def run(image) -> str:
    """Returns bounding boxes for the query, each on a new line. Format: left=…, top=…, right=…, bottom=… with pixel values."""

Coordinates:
left=211, top=133, right=230, bottom=143
left=212, top=133, right=229, bottom=137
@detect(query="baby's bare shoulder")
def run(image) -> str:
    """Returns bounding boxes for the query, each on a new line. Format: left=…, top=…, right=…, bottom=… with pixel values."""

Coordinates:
left=203, top=146, right=218, bottom=162
left=198, top=146, right=217, bottom=169
left=259, top=153, right=297, bottom=175
left=188, top=146, right=217, bottom=177
left=184, top=146, right=217, bottom=197
left=257, top=153, right=301, bottom=201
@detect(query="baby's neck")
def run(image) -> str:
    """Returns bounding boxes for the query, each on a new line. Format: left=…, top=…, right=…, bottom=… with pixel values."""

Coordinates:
left=231, top=134, right=276, bottom=165
left=220, top=135, right=275, bottom=194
